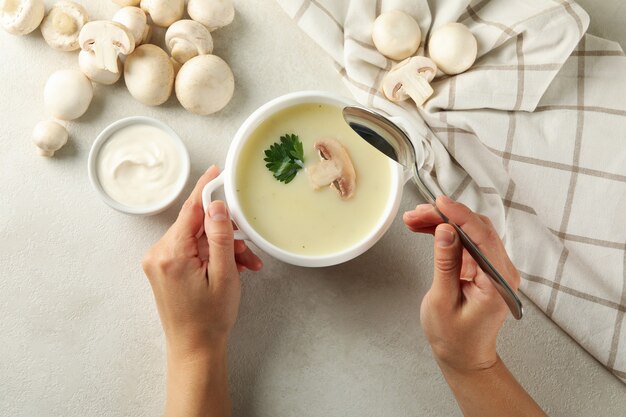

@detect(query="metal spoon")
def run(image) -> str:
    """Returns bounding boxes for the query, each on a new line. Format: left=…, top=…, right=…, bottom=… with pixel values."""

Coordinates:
left=343, top=105, right=523, bottom=320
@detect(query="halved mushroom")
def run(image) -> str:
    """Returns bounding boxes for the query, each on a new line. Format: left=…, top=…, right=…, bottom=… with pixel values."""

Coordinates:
left=0, top=0, right=44, bottom=35
left=40, top=1, right=89, bottom=51
left=140, top=0, right=183, bottom=28
left=372, top=10, right=421, bottom=61
left=79, top=50, right=122, bottom=85
left=165, top=19, right=213, bottom=65
left=79, top=20, right=135, bottom=73
left=307, top=138, right=356, bottom=200
left=112, top=6, right=149, bottom=48
left=187, top=0, right=234, bottom=32
left=381, top=56, right=437, bottom=107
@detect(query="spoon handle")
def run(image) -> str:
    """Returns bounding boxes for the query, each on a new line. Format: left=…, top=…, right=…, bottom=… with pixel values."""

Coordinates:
left=449, top=220, right=524, bottom=319
left=411, top=176, right=523, bottom=319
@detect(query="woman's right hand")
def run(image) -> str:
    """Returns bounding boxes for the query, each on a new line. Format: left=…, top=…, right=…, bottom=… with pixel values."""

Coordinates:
left=403, top=196, right=521, bottom=374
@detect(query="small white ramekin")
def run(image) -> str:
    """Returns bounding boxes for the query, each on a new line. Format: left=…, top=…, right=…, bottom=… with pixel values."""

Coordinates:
left=88, top=116, right=191, bottom=216
left=202, top=91, right=409, bottom=267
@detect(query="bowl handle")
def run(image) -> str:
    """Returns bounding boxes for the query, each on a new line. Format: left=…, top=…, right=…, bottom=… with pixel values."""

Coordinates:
left=201, top=172, right=249, bottom=241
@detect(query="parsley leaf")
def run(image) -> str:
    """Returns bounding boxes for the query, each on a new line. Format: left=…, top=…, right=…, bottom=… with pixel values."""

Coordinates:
left=264, top=133, right=305, bottom=184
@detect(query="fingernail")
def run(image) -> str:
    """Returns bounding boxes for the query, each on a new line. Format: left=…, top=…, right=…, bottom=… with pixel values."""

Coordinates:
left=404, top=205, right=430, bottom=219
left=208, top=201, right=228, bottom=221
left=435, top=228, right=455, bottom=247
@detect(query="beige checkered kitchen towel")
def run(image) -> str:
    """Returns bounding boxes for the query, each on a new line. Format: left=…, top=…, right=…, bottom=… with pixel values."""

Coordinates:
left=275, top=0, right=626, bottom=383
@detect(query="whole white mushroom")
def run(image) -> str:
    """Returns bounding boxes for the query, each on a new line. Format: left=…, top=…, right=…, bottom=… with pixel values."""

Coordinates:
left=140, top=0, right=183, bottom=28
left=0, top=0, right=44, bottom=35
left=124, top=44, right=174, bottom=106
left=372, top=10, right=421, bottom=61
left=187, top=0, right=234, bottom=32
left=175, top=54, right=234, bottom=115
left=112, top=6, right=150, bottom=48
left=79, top=50, right=122, bottom=85
left=428, top=22, right=477, bottom=75
left=32, top=120, right=69, bottom=157
left=112, top=0, right=140, bottom=6
left=40, top=1, right=89, bottom=51
left=44, top=69, right=93, bottom=121
left=165, top=20, right=213, bottom=65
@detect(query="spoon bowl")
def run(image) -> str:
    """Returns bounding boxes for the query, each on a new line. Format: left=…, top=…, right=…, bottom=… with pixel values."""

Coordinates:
left=343, top=106, right=524, bottom=320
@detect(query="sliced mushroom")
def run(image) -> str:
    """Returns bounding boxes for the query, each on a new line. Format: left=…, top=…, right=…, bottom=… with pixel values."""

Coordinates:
left=140, top=0, right=183, bottom=28
left=124, top=44, right=174, bottom=106
left=43, top=69, right=93, bottom=120
left=428, top=22, right=477, bottom=75
left=175, top=54, right=234, bottom=115
left=32, top=120, right=68, bottom=157
left=187, top=0, right=234, bottom=32
left=0, top=0, right=44, bottom=35
left=79, top=20, right=135, bottom=73
left=79, top=50, right=122, bottom=85
left=381, top=56, right=437, bottom=107
left=165, top=19, right=213, bottom=65
left=112, top=6, right=149, bottom=48
left=307, top=139, right=356, bottom=200
left=40, top=1, right=89, bottom=51
left=372, top=10, right=421, bottom=61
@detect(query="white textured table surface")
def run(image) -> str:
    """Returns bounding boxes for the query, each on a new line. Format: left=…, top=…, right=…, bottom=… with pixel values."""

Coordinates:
left=1, top=1, right=625, bottom=416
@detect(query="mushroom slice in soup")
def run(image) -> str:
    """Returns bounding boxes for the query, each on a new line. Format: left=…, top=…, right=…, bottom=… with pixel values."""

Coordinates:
left=307, top=138, right=356, bottom=200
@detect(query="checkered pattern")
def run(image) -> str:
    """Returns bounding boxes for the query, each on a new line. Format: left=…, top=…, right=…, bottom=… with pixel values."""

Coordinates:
left=276, top=0, right=626, bottom=383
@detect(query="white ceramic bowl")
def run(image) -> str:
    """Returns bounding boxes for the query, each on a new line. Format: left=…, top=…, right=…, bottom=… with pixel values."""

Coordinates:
left=202, top=91, right=408, bottom=267
left=88, top=116, right=190, bottom=216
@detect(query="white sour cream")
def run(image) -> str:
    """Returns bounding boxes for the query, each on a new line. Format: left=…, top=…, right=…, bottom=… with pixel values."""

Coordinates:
left=96, top=124, right=183, bottom=208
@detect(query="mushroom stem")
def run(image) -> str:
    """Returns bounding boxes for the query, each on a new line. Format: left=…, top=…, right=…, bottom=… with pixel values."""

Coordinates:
left=400, top=73, right=434, bottom=107
left=37, top=148, right=54, bottom=157
left=94, top=40, right=120, bottom=73
left=171, top=44, right=194, bottom=64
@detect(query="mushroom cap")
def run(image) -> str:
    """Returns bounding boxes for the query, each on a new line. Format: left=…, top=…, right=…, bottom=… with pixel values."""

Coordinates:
left=112, top=0, right=140, bottom=6
left=428, top=22, right=477, bottom=75
left=175, top=54, right=234, bottom=115
left=32, top=120, right=68, bottom=157
left=165, top=19, right=213, bottom=65
left=372, top=10, right=421, bottom=61
left=187, top=0, right=234, bottom=32
left=0, top=0, right=44, bottom=35
left=382, top=56, right=437, bottom=102
left=79, top=49, right=122, bottom=85
left=40, top=1, right=89, bottom=51
left=79, top=20, right=135, bottom=73
left=44, top=69, right=93, bottom=120
left=112, top=6, right=148, bottom=47
left=140, top=0, right=184, bottom=28
left=124, top=44, right=174, bottom=106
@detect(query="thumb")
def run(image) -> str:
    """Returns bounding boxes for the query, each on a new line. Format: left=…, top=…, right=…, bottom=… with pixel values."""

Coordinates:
left=205, top=201, right=237, bottom=278
left=431, top=224, right=463, bottom=308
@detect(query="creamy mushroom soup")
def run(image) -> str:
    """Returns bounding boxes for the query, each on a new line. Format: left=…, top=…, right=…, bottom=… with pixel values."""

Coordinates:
left=235, top=103, right=393, bottom=256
